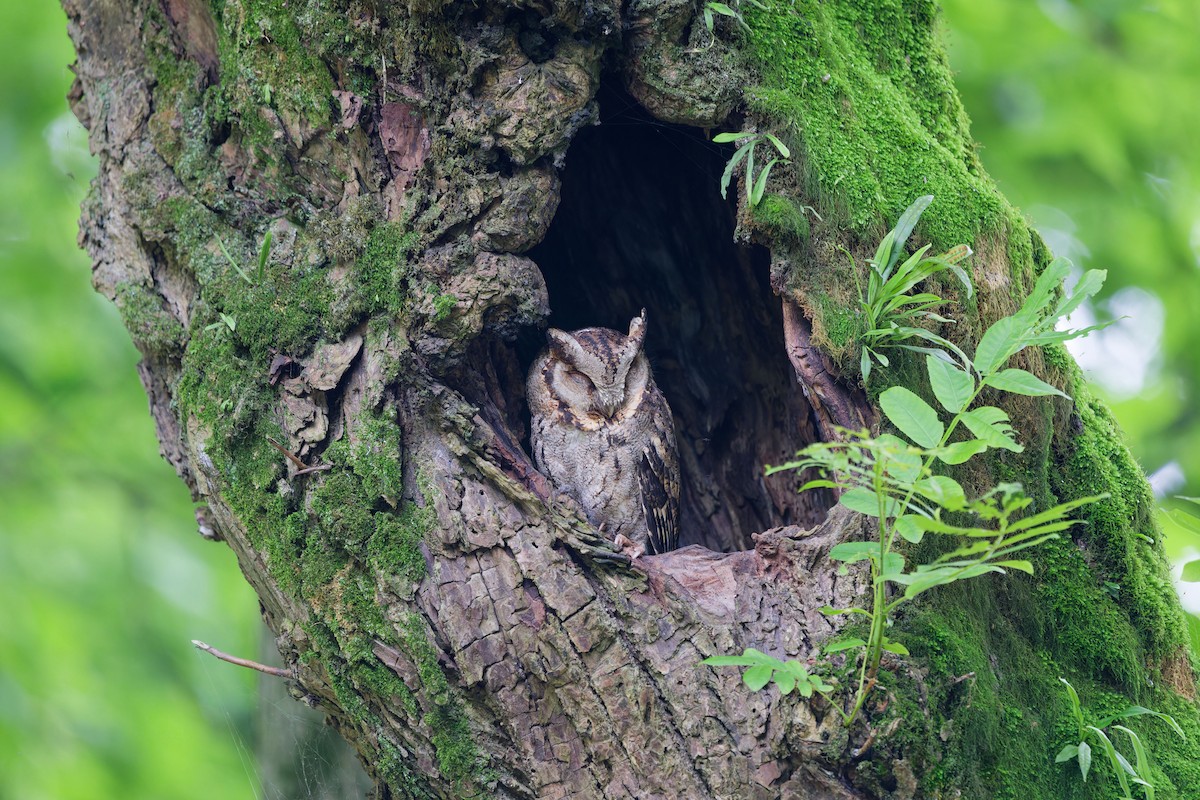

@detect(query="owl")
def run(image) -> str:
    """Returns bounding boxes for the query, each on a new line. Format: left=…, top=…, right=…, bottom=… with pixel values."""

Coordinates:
left=527, top=310, right=681, bottom=555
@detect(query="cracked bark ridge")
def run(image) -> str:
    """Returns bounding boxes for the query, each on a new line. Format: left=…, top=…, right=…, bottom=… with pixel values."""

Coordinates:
left=781, top=299, right=876, bottom=442
left=64, top=0, right=880, bottom=797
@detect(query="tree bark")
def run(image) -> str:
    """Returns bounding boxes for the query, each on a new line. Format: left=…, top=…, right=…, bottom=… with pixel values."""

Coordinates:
left=64, top=1, right=1197, bottom=798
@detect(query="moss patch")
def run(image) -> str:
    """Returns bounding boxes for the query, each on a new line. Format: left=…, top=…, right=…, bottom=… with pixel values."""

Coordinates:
left=114, top=281, right=186, bottom=356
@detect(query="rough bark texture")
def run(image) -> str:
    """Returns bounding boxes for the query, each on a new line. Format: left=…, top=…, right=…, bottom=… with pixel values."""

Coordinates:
left=65, top=0, right=1199, bottom=798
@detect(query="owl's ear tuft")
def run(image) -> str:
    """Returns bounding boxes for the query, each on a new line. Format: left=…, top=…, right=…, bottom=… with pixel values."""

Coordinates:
left=627, top=309, right=648, bottom=351
left=548, top=329, right=586, bottom=364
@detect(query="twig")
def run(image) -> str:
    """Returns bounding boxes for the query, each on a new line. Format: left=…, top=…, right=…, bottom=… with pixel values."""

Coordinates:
left=294, top=463, right=333, bottom=477
left=266, top=436, right=306, bottom=470
left=192, top=640, right=293, bottom=679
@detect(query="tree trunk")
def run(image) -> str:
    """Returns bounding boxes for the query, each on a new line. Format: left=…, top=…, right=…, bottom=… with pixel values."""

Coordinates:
left=64, top=1, right=1198, bottom=798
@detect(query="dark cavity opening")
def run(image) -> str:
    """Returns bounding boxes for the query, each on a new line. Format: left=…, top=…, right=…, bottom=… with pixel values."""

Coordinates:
left=524, top=84, right=832, bottom=553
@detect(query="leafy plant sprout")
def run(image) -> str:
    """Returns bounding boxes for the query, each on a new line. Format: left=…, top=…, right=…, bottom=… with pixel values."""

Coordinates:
left=850, top=195, right=972, bottom=382
left=704, top=195, right=1114, bottom=730
left=1056, top=677, right=1184, bottom=799
left=713, top=129, right=790, bottom=208
left=697, top=0, right=766, bottom=48
left=208, top=230, right=274, bottom=334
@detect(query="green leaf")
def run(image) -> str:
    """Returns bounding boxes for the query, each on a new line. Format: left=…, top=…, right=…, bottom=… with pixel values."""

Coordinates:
left=1060, top=678, right=1085, bottom=730
left=1180, top=559, right=1200, bottom=582
left=762, top=131, right=790, bottom=158
left=743, top=664, right=773, bottom=691
left=750, top=158, right=780, bottom=206
left=217, top=237, right=254, bottom=284
left=872, top=230, right=897, bottom=282
left=839, top=487, right=899, bottom=517
left=860, top=347, right=873, bottom=382
left=1055, top=744, right=1080, bottom=763
left=256, top=230, right=272, bottom=283
left=983, top=368, right=1070, bottom=399
left=718, top=141, right=751, bottom=199
left=701, top=655, right=757, bottom=667
left=1113, top=725, right=1151, bottom=789
left=887, top=195, right=934, bottom=273
left=823, top=638, right=867, bottom=653
left=973, top=315, right=1023, bottom=375
left=1055, top=268, right=1107, bottom=320
left=1077, top=739, right=1092, bottom=781
left=880, top=639, right=909, bottom=655
left=1169, top=508, right=1200, bottom=534
left=880, top=551, right=906, bottom=581
left=828, top=541, right=878, bottom=564
left=991, top=559, right=1033, bottom=574
left=959, top=407, right=1024, bottom=452
left=713, top=131, right=757, bottom=143
left=1018, top=257, right=1073, bottom=321
left=774, top=671, right=796, bottom=695
left=936, top=440, right=988, bottom=465
left=819, top=605, right=871, bottom=617
left=1102, top=707, right=1187, bottom=739
left=1007, top=494, right=1106, bottom=533
left=914, top=476, right=967, bottom=510
left=926, top=355, right=975, bottom=413
left=894, top=514, right=925, bottom=543
left=744, top=136, right=754, bottom=204
left=707, top=1, right=737, bottom=15
left=880, top=386, right=944, bottom=448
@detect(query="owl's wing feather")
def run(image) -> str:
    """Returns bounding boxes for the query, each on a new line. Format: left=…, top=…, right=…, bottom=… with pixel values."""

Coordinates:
left=638, top=437, right=680, bottom=555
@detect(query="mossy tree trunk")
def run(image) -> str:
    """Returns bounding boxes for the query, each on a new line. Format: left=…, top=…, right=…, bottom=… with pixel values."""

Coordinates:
left=65, top=0, right=1198, bottom=797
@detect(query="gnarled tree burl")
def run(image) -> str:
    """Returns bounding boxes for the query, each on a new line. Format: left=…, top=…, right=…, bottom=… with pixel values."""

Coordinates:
left=65, top=0, right=1199, bottom=797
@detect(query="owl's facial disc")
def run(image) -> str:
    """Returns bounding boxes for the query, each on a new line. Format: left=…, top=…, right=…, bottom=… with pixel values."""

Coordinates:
left=547, top=323, right=647, bottom=419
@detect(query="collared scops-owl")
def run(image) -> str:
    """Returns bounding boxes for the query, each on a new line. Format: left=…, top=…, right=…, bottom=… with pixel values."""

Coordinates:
left=527, top=310, right=681, bottom=555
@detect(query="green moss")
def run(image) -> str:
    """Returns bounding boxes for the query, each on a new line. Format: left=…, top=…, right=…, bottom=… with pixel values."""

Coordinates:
left=398, top=614, right=487, bottom=788
left=210, top=0, right=339, bottom=154
left=369, top=504, right=429, bottom=586
left=351, top=415, right=405, bottom=502
left=114, top=281, right=186, bottom=355
left=352, top=222, right=421, bottom=318
left=752, top=193, right=811, bottom=242
left=431, top=292, right=457, bottom=322
left=812, top=288, right=860, bottom=355
left=745, top=0, right=1005, bottom=253
left=1051, top=368, right=1189, bottom=664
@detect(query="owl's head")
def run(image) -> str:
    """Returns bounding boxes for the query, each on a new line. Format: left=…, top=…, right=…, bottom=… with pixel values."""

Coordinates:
left=545, top=310, right=649, bottom=419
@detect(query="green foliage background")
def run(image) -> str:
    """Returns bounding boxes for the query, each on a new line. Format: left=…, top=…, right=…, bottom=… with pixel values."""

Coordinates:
left=1, top=1, right=1196, bottom=797
left=0, top=5, right=260, bottom=798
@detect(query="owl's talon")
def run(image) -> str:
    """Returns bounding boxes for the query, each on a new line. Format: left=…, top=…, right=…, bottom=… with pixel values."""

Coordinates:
left=614, top=534, right=644, bottom=560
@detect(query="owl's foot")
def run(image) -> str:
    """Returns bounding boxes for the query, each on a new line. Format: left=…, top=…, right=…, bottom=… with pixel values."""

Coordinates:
left=614, top=533, right=645, bottom=560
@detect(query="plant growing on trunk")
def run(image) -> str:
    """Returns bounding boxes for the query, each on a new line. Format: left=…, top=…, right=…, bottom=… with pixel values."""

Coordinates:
left=1056, top=677, right=1184, bottom=799
left=851, top=195, right=974, bottom=382
left=706, top=212, right=1112, bottom=729
left=713, top=129, right=790, bottom=207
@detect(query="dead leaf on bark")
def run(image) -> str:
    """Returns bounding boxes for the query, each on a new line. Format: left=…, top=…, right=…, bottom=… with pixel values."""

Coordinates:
left=268, top=353, right=298, bottom=385
left=162, top=0, right=218, bottom=84
left=334, top=90, right=363, bottom=130
left=380, top=101, right=430, bottom=187
left=303, top=333, right=363, bottom=391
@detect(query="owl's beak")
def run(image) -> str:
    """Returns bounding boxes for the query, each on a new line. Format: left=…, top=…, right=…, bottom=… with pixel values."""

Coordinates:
left=597, top=393, right=622, bottom=419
